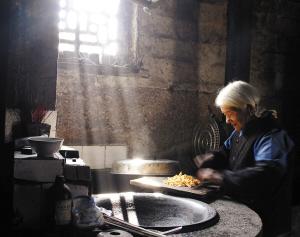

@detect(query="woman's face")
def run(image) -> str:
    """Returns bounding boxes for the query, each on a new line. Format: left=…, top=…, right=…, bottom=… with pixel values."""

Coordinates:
left=220, top=106, right=250, bottom=132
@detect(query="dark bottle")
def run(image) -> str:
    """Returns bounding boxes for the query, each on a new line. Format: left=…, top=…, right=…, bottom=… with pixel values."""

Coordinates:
left=47, top=175, right=73, bottom=236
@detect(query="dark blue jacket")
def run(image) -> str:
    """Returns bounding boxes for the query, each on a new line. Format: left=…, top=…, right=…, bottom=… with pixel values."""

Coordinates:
left=199, top=113, right=294, bottom=237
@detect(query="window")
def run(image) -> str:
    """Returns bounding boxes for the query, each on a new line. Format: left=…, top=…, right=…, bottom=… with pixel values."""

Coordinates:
left=58, top=0, right=121, bottom=64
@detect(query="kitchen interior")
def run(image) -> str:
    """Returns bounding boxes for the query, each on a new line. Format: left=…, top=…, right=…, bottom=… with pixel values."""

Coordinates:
left=0, top=0, right=300, bottom=236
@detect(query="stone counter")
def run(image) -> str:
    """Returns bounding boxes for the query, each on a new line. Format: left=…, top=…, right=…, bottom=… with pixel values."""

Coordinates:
left=172, top=198, right=262, bottom=237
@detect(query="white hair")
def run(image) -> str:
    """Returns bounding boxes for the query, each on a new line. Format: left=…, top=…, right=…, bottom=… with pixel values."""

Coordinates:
left=215, top=80, right=261, bottom=113
left=215, top=80, right=278, bottom=118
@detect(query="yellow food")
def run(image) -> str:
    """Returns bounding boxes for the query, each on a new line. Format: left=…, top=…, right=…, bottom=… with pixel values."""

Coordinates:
left=163, top=172, right=200, bottom=187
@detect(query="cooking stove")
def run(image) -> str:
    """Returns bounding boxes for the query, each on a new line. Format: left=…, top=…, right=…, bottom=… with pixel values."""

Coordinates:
left=13, top=144, right=91, bottom=230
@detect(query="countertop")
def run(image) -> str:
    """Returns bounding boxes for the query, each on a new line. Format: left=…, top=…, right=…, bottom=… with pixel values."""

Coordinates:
left=172, top=198, right=262, bottom=237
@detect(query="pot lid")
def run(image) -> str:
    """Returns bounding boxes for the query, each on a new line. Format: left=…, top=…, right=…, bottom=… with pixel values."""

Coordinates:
left=111, top=159, right=179, bottom=176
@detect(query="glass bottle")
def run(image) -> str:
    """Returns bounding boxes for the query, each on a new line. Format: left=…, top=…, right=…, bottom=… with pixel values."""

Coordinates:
left=47, top=175, right=73, bottom=236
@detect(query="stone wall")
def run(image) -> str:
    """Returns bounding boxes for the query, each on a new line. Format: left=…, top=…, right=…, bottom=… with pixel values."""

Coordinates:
left=197, top=0, right=228, bottom=118
left=250, top=0, right=300, bottom=118
left=5, top=0, right=298, bottom=172
left=250, top=0, right=300, bottom=205
left=56, top=0, right=228, bottom=161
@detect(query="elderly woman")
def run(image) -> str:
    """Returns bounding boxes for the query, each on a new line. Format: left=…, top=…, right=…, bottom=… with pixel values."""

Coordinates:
left=194, top=81, right=294, bottom=237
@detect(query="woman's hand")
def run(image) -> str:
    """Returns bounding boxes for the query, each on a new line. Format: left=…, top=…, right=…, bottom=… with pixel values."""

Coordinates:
left=196, top=168, right=223, bottom=185
left=193, top=153, right=214, bottom=168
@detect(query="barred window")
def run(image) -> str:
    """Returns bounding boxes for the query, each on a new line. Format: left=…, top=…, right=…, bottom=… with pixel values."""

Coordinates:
left=58, top=0, right=123, bottom=64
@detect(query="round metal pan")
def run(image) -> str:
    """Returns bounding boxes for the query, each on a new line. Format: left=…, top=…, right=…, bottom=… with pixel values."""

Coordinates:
left=94, top=192, right=218, bottom=232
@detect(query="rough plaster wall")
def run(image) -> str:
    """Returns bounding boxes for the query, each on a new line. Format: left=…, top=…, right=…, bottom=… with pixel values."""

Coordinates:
left=56, top=0, right=228, bottom=160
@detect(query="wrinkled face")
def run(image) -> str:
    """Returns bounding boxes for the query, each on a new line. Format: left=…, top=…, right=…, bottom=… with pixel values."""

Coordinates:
left=220, top=106, right=249, bottom=132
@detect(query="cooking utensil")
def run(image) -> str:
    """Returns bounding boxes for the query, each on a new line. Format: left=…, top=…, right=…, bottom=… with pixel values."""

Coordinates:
left=130, top=177, right=220, bottom=201
left=73, top=195, right=182, bottom=236
left=191, top=181, right=220, bottom=190
left=94, top=192, right=218, bottom=232
left=103, top=214, right=181, bottom=237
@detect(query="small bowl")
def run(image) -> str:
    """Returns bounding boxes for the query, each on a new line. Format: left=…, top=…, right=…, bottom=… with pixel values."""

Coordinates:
left=28, top=137, right=64, bottom=157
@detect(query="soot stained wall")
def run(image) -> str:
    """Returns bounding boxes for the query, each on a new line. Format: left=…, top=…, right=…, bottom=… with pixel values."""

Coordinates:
left=250, top=0, right=300, bottom=205
left=6, top=0, right=58, bottom=111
